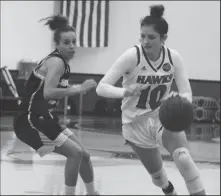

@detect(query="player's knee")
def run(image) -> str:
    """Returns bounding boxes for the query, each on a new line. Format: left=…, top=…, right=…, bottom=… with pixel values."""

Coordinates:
left=172, top=147, right=198, bottom=179
left=151, top=167, right=169, bottom=188
left=172, top=147, right=204, bottom=194
left=68, top=147, right=83, bottom=160
left=82, top=151, right=90, bottom=161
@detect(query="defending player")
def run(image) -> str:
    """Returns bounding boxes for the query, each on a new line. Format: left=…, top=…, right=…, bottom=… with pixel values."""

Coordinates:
left=13, top=15, right=99, bottom=195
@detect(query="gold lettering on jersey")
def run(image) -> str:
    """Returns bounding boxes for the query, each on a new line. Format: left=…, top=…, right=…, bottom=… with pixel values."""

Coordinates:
left=136, top=74, right=173, bottom=84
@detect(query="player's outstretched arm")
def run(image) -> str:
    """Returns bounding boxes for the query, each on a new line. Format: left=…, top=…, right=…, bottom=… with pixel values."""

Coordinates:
left=96, top=48, right=137, bottom=98
left=43, top=57, right=88, bottom=100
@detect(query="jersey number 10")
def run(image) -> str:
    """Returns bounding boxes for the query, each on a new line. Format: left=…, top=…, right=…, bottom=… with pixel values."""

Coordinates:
left=136, top=85, right=167, bottom=110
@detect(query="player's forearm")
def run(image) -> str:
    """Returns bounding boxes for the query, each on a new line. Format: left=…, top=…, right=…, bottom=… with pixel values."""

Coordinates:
left=44, top=86, right=81, bottom=100
left=96, top=82, right=125, bottom=99
left=177, top=81, right=193, bottom=103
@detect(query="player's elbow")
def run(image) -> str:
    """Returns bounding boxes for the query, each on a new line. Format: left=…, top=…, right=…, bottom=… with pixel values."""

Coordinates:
left=44, top=92, right=51, bottom=100
left=96, top=82, right=105, bottom=96
left=96, top=83, right=102, bottom=96
left=43, top=88, right=53, bottom=100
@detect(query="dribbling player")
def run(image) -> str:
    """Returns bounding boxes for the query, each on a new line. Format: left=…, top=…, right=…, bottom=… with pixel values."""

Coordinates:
left=96, top=5, right=206, bottom=195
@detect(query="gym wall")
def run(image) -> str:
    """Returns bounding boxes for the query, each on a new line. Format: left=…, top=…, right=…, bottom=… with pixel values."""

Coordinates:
left=54, top=1, right=220, bottom=82
left=1, top=1, right=220, bottom=116
left=1, top=1, right=54, bottom=69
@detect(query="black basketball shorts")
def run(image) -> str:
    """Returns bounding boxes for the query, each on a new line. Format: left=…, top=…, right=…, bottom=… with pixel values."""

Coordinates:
left=13, top=112, right=73, bottom=157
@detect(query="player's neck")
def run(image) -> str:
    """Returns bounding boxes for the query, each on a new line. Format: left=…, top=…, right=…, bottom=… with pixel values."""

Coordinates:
left=56, top=48, right=70, bottom=63
left=145, top=46, right=162, bottom=62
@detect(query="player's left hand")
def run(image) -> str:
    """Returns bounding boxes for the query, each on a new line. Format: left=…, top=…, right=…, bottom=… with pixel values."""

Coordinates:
left=163, top=91, right=178, bottom=101
left=179, top=92, right=192, bottom=103
left=123, top=84, right=141, bottom=97
left=164, top=91, right=192, bottom=103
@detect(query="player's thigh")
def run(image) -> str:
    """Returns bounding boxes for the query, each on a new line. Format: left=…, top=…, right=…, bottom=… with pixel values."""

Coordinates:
left=13, top=113, right=44, bottom=150
left=67, top=132, right=91, bottom=160
left=53, top=123, right=89, bottom=158
left=53, top=137, right=83, bottom=158
left=59, top=125, right=88, bottom=151
left=68, top=133, right=85, bottom=149
left=162, top=128, right=189, bottom=155
left=31, top=114, right=65, bottom=141
left=127, top=140, right=163, bottom=174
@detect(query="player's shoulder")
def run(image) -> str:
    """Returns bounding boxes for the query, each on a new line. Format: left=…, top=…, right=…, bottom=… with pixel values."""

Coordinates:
left=166, top=46, right=184, bottom=68
left=46, top=54, right=64, bottom=65
left=123, top=46, right=138, bottom=58
left=44, top=55, right=65, bottom=73
left=118, top=46, right=138, bottom=67
left=166, top=47, right=182, bottom=59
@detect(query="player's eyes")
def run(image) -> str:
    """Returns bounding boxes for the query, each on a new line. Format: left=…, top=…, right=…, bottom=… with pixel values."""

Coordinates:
left=148, top=36, right=156, bottom=40
left=140, top=34, right=145, bottom=39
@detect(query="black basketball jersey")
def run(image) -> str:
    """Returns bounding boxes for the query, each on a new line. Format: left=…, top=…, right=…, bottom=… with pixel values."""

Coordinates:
left=20, top=49, right=70, bottom=116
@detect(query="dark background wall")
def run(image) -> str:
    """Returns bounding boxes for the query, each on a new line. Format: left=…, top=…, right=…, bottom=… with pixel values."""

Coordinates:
left=0, top=70, right=220, bottom=117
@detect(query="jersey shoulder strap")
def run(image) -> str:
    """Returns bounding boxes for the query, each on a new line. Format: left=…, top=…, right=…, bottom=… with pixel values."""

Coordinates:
left=166, top=47, right=173, bottom=65
left=134, top=45, right=141, bottom=66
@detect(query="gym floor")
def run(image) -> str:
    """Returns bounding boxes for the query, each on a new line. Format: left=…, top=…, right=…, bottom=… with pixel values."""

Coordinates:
left=1, top=115, right=220, bottom=195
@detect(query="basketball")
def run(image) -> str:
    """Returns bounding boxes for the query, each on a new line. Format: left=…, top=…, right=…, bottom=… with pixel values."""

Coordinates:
left=159, top=94, right=194, bottom=132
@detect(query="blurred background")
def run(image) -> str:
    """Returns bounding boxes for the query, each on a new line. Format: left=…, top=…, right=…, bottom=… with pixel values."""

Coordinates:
left=0, top=1, right=220, bottom=195
left=1, top=0, right=220, bottom=143
left=0, top=0, right=220, bottom=165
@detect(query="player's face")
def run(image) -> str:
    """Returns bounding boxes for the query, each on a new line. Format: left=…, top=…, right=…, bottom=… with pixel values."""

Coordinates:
left=57, top=31, right=76, bottom=61
left=140, top=25, right=164, bottom=55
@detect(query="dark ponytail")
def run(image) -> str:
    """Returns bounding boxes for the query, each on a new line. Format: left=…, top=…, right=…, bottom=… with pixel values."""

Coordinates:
left=150, top=4, right=165, bottom=18
left=140, top=4, right=168, bottom=37
left=39, top=15, right=75, bottom=44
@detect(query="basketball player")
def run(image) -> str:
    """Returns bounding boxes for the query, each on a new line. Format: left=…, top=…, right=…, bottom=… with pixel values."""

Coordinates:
left=13, top=15, right=99, bottom=195
left=96, top=5, right=206, bottom=195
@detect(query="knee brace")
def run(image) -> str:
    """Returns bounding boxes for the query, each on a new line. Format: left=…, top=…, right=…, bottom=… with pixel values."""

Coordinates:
left=151, top=167, right=169, bottom=189
left=172, top=147, right=204, bottom=194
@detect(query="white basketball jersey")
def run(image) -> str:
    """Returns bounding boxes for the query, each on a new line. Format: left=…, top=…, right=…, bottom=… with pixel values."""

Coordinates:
left=121, top=44, right=175, bottom=124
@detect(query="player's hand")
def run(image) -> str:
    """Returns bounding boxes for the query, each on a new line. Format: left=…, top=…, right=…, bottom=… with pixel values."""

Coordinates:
left=180, top=92, right=192, bottom=103
left=169, top=91, right=179, bottom=97
left=163, top=91, right=178, bottom=101
left=80, top=79, right=97, bottom=92
left=123, top=84, right=141, bottom=97
left=163, top=91, right=192, bottom=103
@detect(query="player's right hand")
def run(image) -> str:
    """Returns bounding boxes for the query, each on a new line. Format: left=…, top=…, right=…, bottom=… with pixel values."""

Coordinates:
left=123, top=84, right=141, bottom=97
left=80, top=79, right=97, bottom=92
